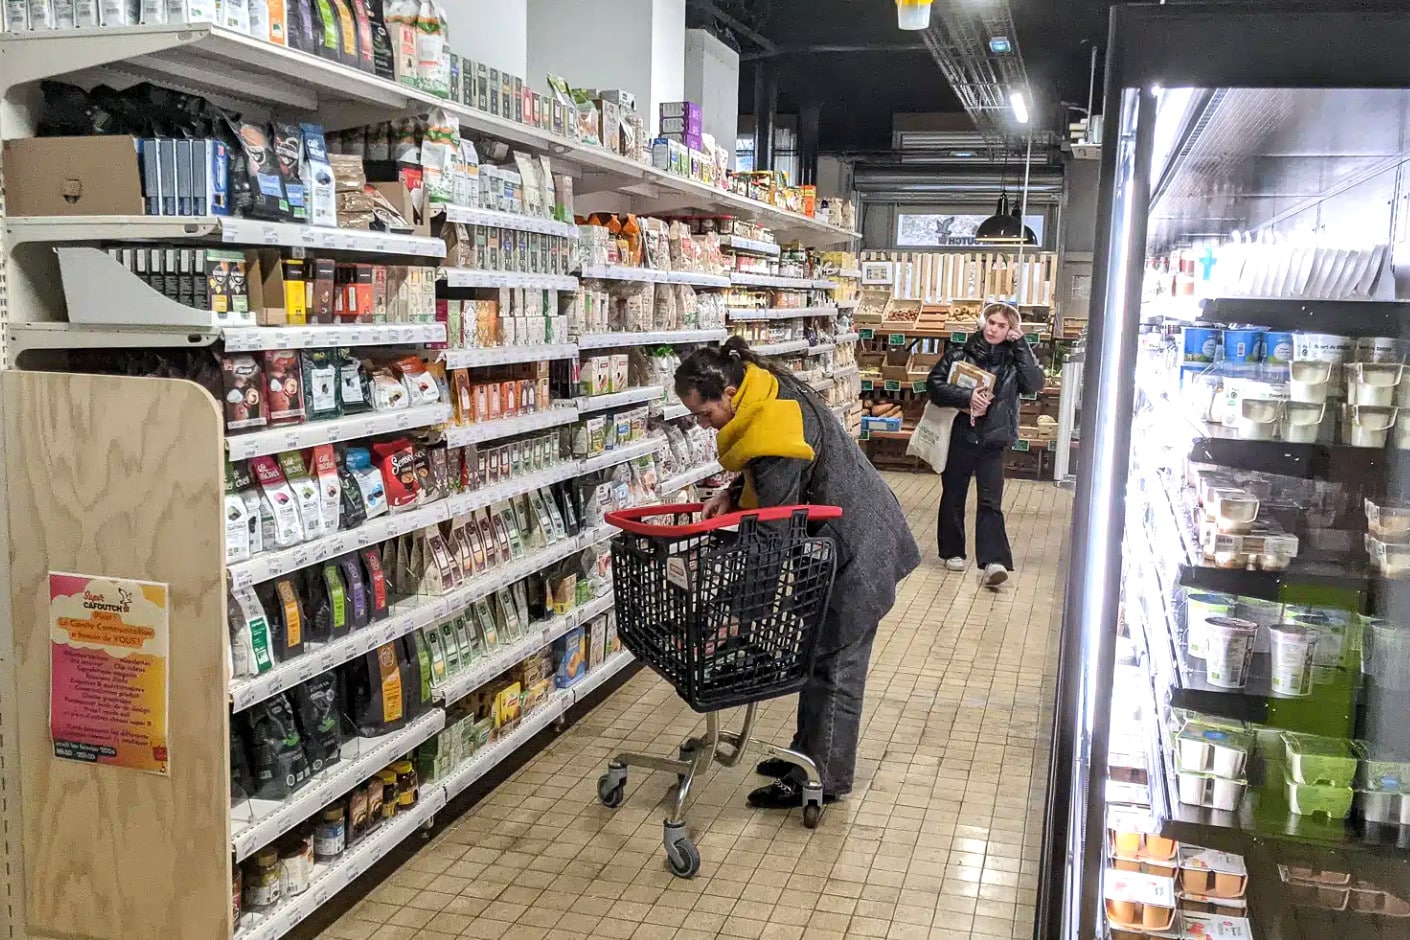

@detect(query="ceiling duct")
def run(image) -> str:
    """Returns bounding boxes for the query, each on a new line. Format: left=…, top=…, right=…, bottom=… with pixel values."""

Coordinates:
left=917, top=0, right=1046, bottom=144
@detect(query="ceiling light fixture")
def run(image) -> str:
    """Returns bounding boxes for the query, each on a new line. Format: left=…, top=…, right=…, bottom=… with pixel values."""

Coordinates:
left=1010, top=90, right=1030, bottom=124
left=896, top=0, right=932, bottom=31
left=988, top=36, right=1012, bottom=54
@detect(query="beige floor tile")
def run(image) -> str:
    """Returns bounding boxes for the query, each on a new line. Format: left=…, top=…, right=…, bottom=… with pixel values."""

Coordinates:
left=312, top=476, right=1067, bottom=940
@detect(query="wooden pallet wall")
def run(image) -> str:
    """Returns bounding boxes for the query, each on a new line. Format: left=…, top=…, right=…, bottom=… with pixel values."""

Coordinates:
left=862, top=250, right=1058, bottom=307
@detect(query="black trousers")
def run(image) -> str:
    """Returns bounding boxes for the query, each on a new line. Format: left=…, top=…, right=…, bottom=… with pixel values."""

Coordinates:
left=937, top=439, right=1015, bottom=569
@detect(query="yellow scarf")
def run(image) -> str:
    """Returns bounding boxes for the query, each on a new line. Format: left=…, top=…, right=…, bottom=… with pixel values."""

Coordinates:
left=716, top=364, right=815, bottom=508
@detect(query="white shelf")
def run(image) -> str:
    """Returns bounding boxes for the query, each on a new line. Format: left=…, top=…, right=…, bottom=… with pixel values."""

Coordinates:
left=435, top=650, right=635, bottom=803
left=658, top=402, right=691, bottom=421
left=225, top=403, right=452, bottom=462
left=579, top=438, right=663, bottom=475
left=812, top=280, right=839, bottom=290
left=223, top=323, right=445, bottom=353
left=730, top=273, right=818, bottom=289
left=435, top=614, right=572, bottom=708
left=834, top=364, right=861, bottom=379
left=805, top=343, right=836, bottom=357
left=567, top=650, right=635, bottom=702
left=0, top=24, right=859, bottom=245
left=575, top=386, right=664, bottom=413
left=230, top=595, right=444, bottom=713
left=835, top=332, right=860, bottom=344
left=836, top=299, right=861, bottom=310
left=837, top=268, right=863, bottom=279
left=441, top=407, right=580, bottom=448
left=809, top=377, right=835, bottom=392
left=719, top=235, right=781, bottom=257
left=751, top=340, right=810, bottom=357
left=230, top=708, right=445, bottom=861
left=227, top=460, right=576, bottom=589
left=726, top=306, right=838, bottom=322
left=440, top=205, right=577, bottom=238
left=234, top=784, right=446, bottom=940
left=659, top=460, right=722, bottom=495
left=577, top=264, right=730, bottom=288
left=4, top=215, right=446, bottom=258
left=576, top=329, right=726, bottom=349
left=437, top=691, right=570, bottom=802
left=441, top=343, right=578, bottom=369
left=443, top=269, right=578, bottom=291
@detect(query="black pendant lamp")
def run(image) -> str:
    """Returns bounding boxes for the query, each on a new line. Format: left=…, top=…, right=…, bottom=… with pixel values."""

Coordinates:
left=976, top=193, right=1026, bottom=244
left=1009, top=202, right=1038, bottom=245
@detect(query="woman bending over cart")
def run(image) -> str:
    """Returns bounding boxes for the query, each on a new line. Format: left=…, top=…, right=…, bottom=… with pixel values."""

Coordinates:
left=674, top=336, right=921, bottom=809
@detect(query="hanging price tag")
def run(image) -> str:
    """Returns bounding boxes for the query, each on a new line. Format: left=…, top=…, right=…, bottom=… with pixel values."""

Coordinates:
left=888, top=334, right=906, bottom=346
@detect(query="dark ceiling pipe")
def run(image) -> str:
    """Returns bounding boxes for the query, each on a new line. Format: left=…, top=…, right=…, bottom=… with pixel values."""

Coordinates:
left=688, top=0, right=776, bottom=53
left=754, top=61, right=778, bottom=172
left=799, top=102, right=821, bottom=186
left=741, top=42, right=929, bottom=61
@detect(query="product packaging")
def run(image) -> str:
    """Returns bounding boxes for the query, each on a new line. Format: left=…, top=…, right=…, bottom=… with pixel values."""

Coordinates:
left=243, top=693, right=312, bottom=799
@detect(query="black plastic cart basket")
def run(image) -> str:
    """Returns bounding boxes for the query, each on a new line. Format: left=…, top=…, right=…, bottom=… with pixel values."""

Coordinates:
left=595, top=502, right=841, bottom=878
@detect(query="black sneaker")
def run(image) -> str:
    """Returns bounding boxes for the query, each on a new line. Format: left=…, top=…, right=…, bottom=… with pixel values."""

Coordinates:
left=755, top=758, right=793, bottom=778
left=746, top=778, right=839, bottom=810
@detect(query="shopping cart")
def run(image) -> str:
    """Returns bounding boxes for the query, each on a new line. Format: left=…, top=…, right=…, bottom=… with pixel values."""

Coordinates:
left=596, top=502, right=842, bottom=878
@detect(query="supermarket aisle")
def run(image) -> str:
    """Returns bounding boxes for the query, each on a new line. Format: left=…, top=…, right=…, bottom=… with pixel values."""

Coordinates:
left=319, top=473, right=1070, bottom=940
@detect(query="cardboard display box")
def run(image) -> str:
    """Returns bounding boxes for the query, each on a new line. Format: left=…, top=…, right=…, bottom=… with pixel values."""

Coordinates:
left=3, top=136, right=144, bottom=216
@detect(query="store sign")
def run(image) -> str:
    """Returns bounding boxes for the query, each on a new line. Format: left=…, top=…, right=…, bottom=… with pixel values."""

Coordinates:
left=49, top=572, right=170, bottom=775
left=861, top=261, right=894, bottom=285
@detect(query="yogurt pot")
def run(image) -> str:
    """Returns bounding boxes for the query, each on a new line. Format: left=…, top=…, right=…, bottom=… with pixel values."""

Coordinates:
left=1393, top=411, right=1410, bottom=450
left=1223, top=329, right=1265, bottom=364
left=1264, top=331, right=1295, bottom=367
left=1185, top=592, right=1233, bottom=660
left=1354, top=335, right=1406, bottom=365
left=1289, top=359, right=1332, bottom=404
left=1236, top=399, right=1280, bottom=441
left=1177, top=770, right=1246, bottom=812
left=1292, top=332, right=1353, bottom=385
left=1282, top=401, right=1326, bottom=443
left=1269, top=623, right=1319, bottom=697
left=1177, top=723, right=1252, bottom=778
left=1342, top=404, right=1397, bottom=447
left=1182, top=327, right=1222, bottom=364
left=1347, top=363, right=1404, bottom=407
left=1204, top=617, right=1258, bottom=688
left=1235, top=597, right=1282, bottom=654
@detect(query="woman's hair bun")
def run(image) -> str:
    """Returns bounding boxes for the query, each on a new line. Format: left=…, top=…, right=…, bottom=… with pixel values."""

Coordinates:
left=720, top=335, right=751, bottom=358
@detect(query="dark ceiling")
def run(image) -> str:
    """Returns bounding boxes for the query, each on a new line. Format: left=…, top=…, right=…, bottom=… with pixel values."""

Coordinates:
left=689, top=0, right=1114, bottom=151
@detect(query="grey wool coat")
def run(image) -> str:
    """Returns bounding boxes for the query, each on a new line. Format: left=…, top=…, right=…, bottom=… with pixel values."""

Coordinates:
left=734, top=377, right=922, bottom=652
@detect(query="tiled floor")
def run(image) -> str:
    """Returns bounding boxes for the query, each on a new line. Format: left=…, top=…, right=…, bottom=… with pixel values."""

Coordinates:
left=318, top=473, right=1072, bottom=940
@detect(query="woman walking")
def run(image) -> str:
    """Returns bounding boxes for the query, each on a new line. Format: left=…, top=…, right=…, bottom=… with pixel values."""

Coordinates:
left=674, top=337, right=920, bottom=810
left=925, top=301, right=1046, bottom=587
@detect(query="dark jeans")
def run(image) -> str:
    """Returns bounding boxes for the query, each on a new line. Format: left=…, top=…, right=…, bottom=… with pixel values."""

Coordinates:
left=789, top=606, right=878, bottom=795
left=938, top=440, right=1015, bottom=570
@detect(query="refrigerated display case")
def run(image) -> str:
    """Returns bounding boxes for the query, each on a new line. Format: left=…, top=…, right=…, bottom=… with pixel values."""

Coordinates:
left=1038, top=5, right=1410, bottom=940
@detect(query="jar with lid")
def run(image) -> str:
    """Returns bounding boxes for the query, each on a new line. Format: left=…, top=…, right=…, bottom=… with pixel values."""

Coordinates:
left=242, top=847, right=282, bottom=912
left=391, top=759, right=419, bottom=811
left=315, top=805, right=346, bottom=862
left=376, top=769, right=399, bottom=823
left=279, top=832, right=314, bottom=898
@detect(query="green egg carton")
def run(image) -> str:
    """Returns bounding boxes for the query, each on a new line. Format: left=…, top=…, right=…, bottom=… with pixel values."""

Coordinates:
left=1285, top=773, right=1355, bottom=820
left=1282, top=732, right=1362, bottom=788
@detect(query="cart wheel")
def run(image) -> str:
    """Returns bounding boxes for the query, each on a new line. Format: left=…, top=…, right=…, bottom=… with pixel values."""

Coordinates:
left=598, top=774, right=626, bottom=809
left=802, top=803, right=822, bottom=829
left=665, top=835, right=701, bottom=878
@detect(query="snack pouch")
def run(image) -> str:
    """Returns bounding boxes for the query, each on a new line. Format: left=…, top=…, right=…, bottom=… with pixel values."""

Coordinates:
left=243, top=693, right=312, bottom=800
left=288, top=673, right=342, bottom=773
left=301, top=350, right=341, bottom=421
left=278, top=451, right=325, bottom=540
left=306, top=444, right=342, bottom=534
left=229, top=587, right=274, bottom=677
left=336, top=554, right=371, bottom=629
left=251, top=455, right=304, bottom=548
left=222, top=353, right=269, bottom=432
left=264, top=350, right=306, bottom=426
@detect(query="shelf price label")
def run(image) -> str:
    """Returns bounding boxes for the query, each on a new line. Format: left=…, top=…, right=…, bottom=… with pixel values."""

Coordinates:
left=859, top=430, right=870, bottom=441
left=1047, top=441, right=1058, bottom=452
left=860, top=380, right=874, bottom=391
left=1012, top=440, right=1031, bottom=452
left=887, top=334, right=906, bottom=346
left=859, top=329, right=874, bottom=340
left=1024, top=333, right=1039, bottom=345
left=1021, top=392, right=1038, bottom=401
left=950, top=331, right=968, bottom=344
left=911, top=381, right=928, bottom=393
left=883, top=380, right=901, bottom=392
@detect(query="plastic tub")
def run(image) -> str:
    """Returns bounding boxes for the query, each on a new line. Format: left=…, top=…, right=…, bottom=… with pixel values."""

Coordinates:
left=1367, top=535, right=1410, bottom=579
left=1342, top=404, right=1397, bottom=447
left=1358, top=788, right=1403, bottom=825
left=1363, top=617, right=1410, bottom=692
left=1355, top=336, right=1406, bottom=364
left=1182, top=327, right=1221, bottom=364
left=1395, top=411, right=1410, bottom=450
left=1283, top=733, right=1360, bottom=787
left=1236, top=596, right=1282, bottom=654
left=1223, top=329, right=1265, bottom=364
left=1177, top=723, right=1252, bottom=778
left=1282, top=401, right=1326, bottom=443
left=1347, top=363, right=1404, bottom=407
left=1178, top=770, right=1246, bottom=812
left=1292, top=333, right=1353, bottom=382
left=1269, top=623, right=1319, bottom=697
left=1214, top=493, right=1260, bottom=534
left=1265, top=331, right=1295, bottom=367
left=1289, top=359, right=1333, bottom=403
left=1185, top=592, right=1233, bottom=660
left=1286, top=776, right=1355, bottom=820
left=1204, top=617, right=1258, bottom=688
left=1367, top=499, right=1410, bottom=543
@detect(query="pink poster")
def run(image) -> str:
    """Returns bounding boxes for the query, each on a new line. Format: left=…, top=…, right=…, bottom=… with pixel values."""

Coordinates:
left=49, top=572, right=170, bottom=775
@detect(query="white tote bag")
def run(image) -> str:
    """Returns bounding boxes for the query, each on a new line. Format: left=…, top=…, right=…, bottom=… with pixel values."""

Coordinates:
left=906, top=403, right=958, bottom=473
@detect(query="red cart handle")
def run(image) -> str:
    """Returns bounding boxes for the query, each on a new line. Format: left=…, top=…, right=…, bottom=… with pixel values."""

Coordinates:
left=605, top=502, right=843, bottom=537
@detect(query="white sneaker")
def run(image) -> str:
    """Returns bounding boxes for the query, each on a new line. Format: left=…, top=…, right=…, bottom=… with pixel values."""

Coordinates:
left=981, top=564, right=1009, bottom=587
left=944, top=557, right=966, bottom=571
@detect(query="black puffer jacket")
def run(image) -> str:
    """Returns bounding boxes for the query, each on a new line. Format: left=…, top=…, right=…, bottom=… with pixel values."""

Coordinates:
left=926, top=333, right=1046, bottom=450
